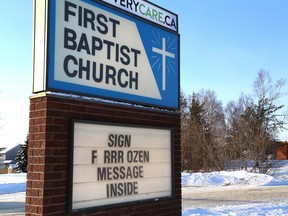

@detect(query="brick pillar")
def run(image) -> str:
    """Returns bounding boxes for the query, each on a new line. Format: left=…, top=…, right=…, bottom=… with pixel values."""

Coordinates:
left=26, top=94, right=181, bottom=215
left=26, top=95, right=68, bottom=215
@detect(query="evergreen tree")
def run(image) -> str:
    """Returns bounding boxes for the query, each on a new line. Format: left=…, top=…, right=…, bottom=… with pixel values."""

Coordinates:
left=15, top=138, right=28, bottom=173
left=182, top=93, right=207, bottom=171
left=190, top=92, right=206, bottom=125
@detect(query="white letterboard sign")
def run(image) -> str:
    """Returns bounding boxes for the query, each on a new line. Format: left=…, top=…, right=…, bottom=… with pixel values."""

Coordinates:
left=70, top=121, right=173, bottom=210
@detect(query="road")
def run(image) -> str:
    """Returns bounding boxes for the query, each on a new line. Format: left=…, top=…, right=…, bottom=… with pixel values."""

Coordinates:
left=1, top=186, right=288, bottom=215
left=0, top=192, right=25, bottom=216
left=182, top=185, right=288, bottom=210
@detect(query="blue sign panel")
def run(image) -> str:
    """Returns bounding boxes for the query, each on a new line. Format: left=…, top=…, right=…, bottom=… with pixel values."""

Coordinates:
left=47, top=0, right=179, bottom=109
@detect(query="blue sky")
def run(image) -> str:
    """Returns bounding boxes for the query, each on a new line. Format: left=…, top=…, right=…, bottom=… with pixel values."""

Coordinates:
left=0, top=0, right=288, bottom=147
left=0, top=1, right=32, bottom=147
left=154, top=0, right=288, bottom=102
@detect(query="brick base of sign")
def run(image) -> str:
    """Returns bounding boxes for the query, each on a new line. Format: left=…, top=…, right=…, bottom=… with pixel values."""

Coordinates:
left=26, top=93, right=181, bottom=216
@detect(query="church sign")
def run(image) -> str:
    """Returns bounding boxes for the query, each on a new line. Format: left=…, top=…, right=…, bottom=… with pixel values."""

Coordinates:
left=33, top=0, right=180, bottom=109
left=29, top=0, right=180, bottom=214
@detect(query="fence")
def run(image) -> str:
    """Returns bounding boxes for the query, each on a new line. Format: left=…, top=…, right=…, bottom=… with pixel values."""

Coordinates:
left=0, top=168, right=8, bottom=174
left=225, top=160, right=277, bottom=174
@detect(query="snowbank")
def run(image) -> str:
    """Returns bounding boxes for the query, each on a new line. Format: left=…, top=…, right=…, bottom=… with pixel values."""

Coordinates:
left=182, top=170, right=275, bottom=187
left=0, top=173, right=26, bottom=194
left=182, top=161, right=288, bottom=187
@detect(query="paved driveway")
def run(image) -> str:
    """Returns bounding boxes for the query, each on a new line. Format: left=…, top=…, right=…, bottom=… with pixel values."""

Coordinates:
left=0, top=192, right=25, bottom=216
left=2, top=186, right=288, bottom=215
left=182, top=185, right=288, bottom=209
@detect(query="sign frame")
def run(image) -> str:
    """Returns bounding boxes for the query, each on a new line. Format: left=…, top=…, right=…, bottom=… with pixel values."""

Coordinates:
left=67, top=120, right=175, bottom=213
left=32, top=0, right=180, bottom=110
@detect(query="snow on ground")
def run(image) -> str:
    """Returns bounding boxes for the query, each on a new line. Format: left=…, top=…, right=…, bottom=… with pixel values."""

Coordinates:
left=182, top=160, right=288, bottom=188
left=1, top=161, right=288, bottom=215
left=0, top=173, right=26, bottom=194
left=182, top=170, right=275, bottom=187
left=182, top=202, right=288, bottom=216
left=182, top=160, right=288, bottom=215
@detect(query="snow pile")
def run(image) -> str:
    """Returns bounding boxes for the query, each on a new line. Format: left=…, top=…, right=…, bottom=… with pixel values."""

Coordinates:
left=272, top=160, right=288, bottom=180
left=182, top=161, right=288, bottom=187
left=182, top=161, right=288, bottom=216
left=182, top=170, right=275, bottom=187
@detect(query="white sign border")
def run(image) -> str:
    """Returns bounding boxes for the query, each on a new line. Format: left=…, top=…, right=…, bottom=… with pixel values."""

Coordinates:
left=67, top=120, right=175, bottom=212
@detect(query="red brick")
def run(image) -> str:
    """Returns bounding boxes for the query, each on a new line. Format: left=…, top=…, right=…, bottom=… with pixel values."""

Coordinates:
left=35, top=101, right=47, bottom=110
left=26, top=189, right=40, bottom=197
left=25, top=204, right=38, bottom=214
left=52, top=117, right=67, bottom=125
left=30, top=197, right=44, bottom=206
left=42, top=203, right=66, bottom=214
left=49, top=195, right=66, bottom=204
left=30, top=164, right=45, bottom=172
left=27, top=173, right=43, bottom=181
left=45, top=188, right=66, bottom=196
left=28, top=157, right=45, bottom=165
left=32, top=181, right=45, bottom=189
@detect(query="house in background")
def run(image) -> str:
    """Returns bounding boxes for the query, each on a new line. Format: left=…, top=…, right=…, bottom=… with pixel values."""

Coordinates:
left=276, top=141, right=288, bottom=160
left=0, top=144, right=22, bottom=167
left=0, top=150, right=5, bottom=165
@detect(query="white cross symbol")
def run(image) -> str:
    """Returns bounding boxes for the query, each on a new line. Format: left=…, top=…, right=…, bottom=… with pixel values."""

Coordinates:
left=152, top=37, right=175, bottom=91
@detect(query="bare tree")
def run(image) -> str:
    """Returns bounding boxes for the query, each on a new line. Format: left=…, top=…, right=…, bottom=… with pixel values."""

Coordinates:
left=225, top=94, right=254, bottom=162
left=181, top=70, right=287, bottom=172
left=249, top=70, right=286, bottom=167
left=198, top=89, right=227, bottom=170
left=180, top=90, right=191, bottom=170
left=225, top=70, right=287, bottom=172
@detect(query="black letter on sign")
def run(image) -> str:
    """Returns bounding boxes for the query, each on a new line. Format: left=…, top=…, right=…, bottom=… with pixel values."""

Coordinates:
left=63, top=55, right=78, bottom=77
left=108, top=134, right=114, bottom=147
left=92, top=150, right=97, bottom=164
left=97, top=14, right=108, bottom=35
left=120, top=45, right=130, bottom=65
left=129, top=71, right=138, bottom=90
left=106, top=65, right=116, bottom=86
left=84, top=8, right=96, bottom=30
left=131, top=48, right=141, bottom=67
left=77, top=33, right=91, bottom=54
left=64, top=1, right=77, bottom=22
left=64, top=28, right=77, bottom=50
left=78, top=58, right=90, bottom=80
left=109, top=18, right=120, bottom=38
left=118, top=69, right=129, bottom=88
